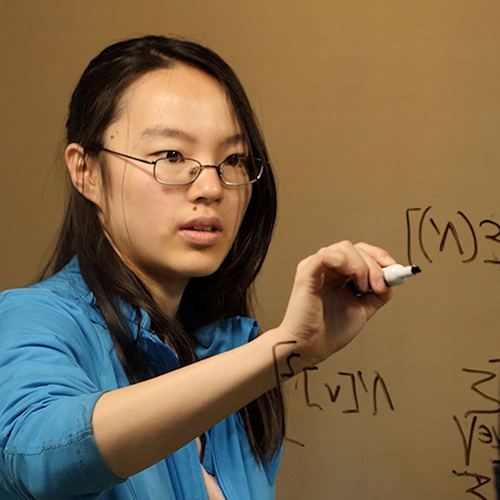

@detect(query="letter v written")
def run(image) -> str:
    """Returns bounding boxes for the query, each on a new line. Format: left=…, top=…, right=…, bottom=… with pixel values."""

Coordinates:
left=453, top=415, right=477, bottom=467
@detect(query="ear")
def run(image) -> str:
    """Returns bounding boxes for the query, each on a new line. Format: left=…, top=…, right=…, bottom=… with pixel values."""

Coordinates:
left=65, top=143, right=102, bottom=205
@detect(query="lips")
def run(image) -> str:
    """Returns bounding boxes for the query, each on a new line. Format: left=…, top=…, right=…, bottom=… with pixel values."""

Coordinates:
left=179, top=217, right=223, bottom=246
left=180, top=217, right=223, bottom=232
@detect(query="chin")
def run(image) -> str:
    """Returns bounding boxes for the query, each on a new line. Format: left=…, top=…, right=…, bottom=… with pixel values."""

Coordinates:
left=145, top=252, right=228, bottom=283
left=186, top=265, right=222, bottom=279
left=183, top=252, right=228, bottom=278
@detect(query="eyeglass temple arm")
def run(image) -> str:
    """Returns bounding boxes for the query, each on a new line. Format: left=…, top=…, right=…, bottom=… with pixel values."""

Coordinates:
left=99, top=147, right=155, bottom=166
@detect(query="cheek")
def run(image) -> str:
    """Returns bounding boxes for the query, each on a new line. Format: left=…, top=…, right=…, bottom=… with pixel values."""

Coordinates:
left=227, top=188, right=252, bottom=232
left=124, top=188, right=177, bottom=236
left=104, top=176, right=177, bottom=245
left=240, top=187, right=253, bottom=219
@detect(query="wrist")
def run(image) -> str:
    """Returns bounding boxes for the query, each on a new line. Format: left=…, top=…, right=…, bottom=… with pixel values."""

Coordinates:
left=258, top=327, right=314, bottom=385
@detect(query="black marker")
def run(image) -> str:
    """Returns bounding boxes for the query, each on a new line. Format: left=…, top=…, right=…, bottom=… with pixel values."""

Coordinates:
left=382, top=264, right=421, bottom=286
left=348, top=264, right=421, bottom=294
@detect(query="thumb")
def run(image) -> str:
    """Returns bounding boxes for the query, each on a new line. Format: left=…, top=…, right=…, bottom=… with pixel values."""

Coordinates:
left=358, top=288, right=394, bottom=320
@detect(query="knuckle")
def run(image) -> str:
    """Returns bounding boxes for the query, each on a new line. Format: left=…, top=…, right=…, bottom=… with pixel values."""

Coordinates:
left=296, top=254, right=314, bottom=273
left=337, top=240, right=354, bottom=250
left=354, top=241, right=371, bottom=252
left=316, top=246, right=330, bottom=258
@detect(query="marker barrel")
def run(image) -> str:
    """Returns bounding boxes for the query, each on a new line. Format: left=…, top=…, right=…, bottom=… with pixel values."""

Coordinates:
left=383, top=264, right=421, bottom=286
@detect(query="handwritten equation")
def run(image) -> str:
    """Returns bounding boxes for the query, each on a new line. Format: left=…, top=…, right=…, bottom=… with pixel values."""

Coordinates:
left=286, top=366, right=395, bottom=447
left=452, top=360, right=500, bottom=500
left=406, top=207, right=500, bottom=265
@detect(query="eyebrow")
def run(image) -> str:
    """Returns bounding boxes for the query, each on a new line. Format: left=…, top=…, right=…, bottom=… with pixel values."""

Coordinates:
left=142, top=126, right=246, bottom=147
left=142, top=126, right=196, bottom=142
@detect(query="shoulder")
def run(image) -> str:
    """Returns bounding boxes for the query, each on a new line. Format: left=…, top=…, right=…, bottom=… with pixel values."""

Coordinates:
left=2, top=259, right=91, bottom=317
left=0, top=259, right=107, bottom=353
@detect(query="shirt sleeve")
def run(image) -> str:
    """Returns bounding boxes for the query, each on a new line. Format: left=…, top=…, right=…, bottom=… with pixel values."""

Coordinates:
left=0, top=289, right=125, bottom=500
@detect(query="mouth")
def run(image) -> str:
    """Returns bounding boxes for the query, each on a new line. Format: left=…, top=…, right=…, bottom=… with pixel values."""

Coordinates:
left=181, top=217, right=223, bottom=232
left=179, top=217, right=223, bottom=246
left=189, top=225, right=218, bottom=232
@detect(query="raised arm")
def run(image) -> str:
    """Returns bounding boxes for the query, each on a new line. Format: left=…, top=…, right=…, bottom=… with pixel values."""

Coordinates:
left=92, top=241, right=396, bottom=478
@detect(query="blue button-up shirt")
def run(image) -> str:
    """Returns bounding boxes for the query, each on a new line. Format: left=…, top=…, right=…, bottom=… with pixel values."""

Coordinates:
left=0, top=259, right=281, bottom=499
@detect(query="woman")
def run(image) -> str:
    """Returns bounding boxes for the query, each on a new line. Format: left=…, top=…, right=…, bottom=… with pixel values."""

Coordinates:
left=0, top=36, right=395, bottom=499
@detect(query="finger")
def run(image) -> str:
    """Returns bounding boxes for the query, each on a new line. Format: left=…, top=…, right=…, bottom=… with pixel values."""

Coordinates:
left=354, top=242, right=398, bottom=294
left=354, top=242, right=397, bottom=268
left=319, top=241, right=371, bottom=293
left=359, top=287, right=394, bottom=321
left=353, top=246, right=386, bottom=295
left=297, top=241, right=368, bottom=293
left=358, top=284, right=394, bottom=320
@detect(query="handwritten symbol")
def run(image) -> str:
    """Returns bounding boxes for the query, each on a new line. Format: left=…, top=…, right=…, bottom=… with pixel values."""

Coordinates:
left=452, top=360, right=500, bottom=499
left=406, top=207, right=500, bottom=266
left=452, top=470, right=491, bottom=500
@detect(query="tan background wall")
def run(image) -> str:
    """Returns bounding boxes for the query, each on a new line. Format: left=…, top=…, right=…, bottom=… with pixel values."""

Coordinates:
left=2, top=1, right=500, bottom=498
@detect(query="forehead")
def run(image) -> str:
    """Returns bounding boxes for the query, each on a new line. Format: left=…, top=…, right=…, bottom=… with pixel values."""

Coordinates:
left=106, top=64, right=242, bottom=144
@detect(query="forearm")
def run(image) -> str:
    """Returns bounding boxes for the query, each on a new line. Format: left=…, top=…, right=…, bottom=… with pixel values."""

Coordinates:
left=92, top=242, right=396, bottom=480
left=92, top=327, right=295, bottom=479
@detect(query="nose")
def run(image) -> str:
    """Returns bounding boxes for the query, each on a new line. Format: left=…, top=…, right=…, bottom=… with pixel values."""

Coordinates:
left=187, top=164, right=223, bottom=203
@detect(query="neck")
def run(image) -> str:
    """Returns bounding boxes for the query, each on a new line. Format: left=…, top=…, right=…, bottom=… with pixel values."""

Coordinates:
left=145, top=276, right=187, bottom=318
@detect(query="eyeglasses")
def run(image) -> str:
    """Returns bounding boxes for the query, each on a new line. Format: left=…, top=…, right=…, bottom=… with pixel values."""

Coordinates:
left=97, top=147, right=264, bottom=186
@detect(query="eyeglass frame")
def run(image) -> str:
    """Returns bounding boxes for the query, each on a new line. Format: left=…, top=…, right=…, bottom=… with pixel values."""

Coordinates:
left=95, top=146, right=265, bottom=186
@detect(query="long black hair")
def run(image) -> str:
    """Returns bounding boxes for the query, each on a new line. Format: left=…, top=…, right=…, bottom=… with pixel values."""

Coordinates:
left=42, top=35, right=283, bottom=463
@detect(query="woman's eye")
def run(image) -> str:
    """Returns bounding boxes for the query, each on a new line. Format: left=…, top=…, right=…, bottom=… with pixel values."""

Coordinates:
left=224, top=154, right=244, bottom=167
left=159, top=151, right=184, bottom=162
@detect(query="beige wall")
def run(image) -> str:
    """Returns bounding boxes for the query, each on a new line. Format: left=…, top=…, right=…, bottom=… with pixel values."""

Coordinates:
left=2, top=1, right=500, bottom=498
